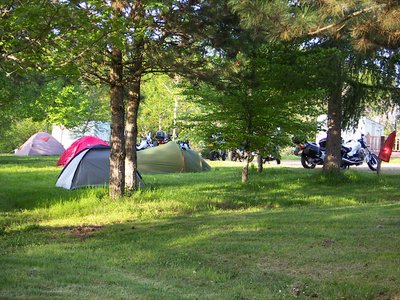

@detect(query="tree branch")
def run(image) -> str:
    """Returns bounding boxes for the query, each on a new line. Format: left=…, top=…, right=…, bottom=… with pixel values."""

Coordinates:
left=308, top=4, right=387, bottom=36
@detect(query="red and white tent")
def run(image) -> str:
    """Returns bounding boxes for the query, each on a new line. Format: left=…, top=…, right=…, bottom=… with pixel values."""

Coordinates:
left=15, top=132, right=65, bottom=156
left=57, top=136, right=109, bottom=166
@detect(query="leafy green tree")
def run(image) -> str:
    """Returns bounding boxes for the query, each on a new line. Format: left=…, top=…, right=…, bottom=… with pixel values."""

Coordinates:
left=122, top=1, right=243, bottom=191
left=41, top=0, right=240, bottom=195
left=139, top=75, right=178, bottom=135
left=35, top=80, right=110, bottom=131
left=0, top=70, right=46, bottom=144
left=139, top=75, right=196, bottom=140
left=185, top=43, right=323, bottom=182
left=0, top=2, right=54, bottom=73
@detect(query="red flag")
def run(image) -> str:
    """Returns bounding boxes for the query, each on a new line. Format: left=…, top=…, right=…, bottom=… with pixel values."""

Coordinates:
left=378, top=131, right=396, bottom=162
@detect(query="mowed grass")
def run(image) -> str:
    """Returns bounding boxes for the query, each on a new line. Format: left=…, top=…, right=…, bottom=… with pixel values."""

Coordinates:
left=0, top=155, right=399, bottom=299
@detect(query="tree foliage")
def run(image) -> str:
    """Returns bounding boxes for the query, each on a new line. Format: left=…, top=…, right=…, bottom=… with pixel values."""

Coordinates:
left=229, top=1, right=400, bottom=49
left=139, top=75, right=196, bottom=139
left=0, top=69, right=45, bottom=145
left=230, top=0, right=400, bottom=172
left=35, top=80, right=110, bottom=129
left=184, top=43, right=324, bottom=181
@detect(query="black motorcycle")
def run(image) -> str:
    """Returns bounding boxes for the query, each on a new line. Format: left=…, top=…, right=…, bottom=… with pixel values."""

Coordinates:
left=209, top=149, right=227, bottom=161
left=293, top=138, right=327, bottom=169
left=260, top=146, right=281, bottom=164
left=294, top=135, right=380, bottom=171
left=261, top=154, right=281, bottom=165
left=230, top=148, right=255, bottom=162
left=207, top=133, right=227, bottom=161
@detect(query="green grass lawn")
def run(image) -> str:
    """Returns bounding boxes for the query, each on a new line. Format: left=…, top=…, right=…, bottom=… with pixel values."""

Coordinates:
left=0, top=155, right=399, bottom=299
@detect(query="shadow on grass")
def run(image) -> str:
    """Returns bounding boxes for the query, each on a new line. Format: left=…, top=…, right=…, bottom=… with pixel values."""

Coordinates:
left=1, top=204, right=399, bottom=299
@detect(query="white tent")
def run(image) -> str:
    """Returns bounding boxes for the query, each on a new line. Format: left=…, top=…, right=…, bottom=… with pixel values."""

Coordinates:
left=15, top=132, right=65, bottom=156
left=56, top=146, right=143, bottom=190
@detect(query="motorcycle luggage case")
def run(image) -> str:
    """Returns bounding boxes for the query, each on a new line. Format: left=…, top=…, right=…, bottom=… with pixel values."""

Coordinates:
left=303, top=143, right=320, bottom=156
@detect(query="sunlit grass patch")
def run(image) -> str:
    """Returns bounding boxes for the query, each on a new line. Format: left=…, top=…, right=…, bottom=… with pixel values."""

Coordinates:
left=1, top=155, right=400, bottom=299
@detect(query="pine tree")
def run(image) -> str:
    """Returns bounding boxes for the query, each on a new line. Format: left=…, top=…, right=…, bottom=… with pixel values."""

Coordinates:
left=230, top=0, right=400, bottom=172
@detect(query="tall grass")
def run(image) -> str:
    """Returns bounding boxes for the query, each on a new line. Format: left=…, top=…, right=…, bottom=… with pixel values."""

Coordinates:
left=0, top=155, right=399, bottom=299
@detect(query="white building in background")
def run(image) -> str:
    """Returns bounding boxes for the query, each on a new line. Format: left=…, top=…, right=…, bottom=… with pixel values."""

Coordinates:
left=52, top=121, right=111, bottom=148
left=316, top=115, right=385, bottom=152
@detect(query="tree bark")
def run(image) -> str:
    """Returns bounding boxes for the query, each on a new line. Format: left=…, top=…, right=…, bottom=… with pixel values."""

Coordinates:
left=125, top=0, right=144, bottom=192
left=257, top=152, right=263, bottom=173
left=242, top=150, right=251, bottom=182
left=109, top=0, right=125, bottom=199
left=125, top=77, right=141, bottom=191
left=109, top=46, right=125, bottom=198
left=323, top=52, right=343, bottom=173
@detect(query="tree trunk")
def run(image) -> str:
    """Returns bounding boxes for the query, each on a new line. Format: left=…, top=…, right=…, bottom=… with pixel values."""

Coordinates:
left=124, top=0, right=144, bottom=192
left=257, top=152, right=263, bottom=173
left=323, top=52, right=343, bottom=173
left=242, top=150, right=251, bottom=182
left=125, top=77, right=141, bottom=191
left=109, top=0, right=125, bottom=199
left=109, top=46, right=125, bottom=198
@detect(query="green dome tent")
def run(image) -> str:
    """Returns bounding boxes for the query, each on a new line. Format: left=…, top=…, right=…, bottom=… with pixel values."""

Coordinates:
left=182, top=148, right=211, bottom=172
left=137, top=142, right=211, bottom=174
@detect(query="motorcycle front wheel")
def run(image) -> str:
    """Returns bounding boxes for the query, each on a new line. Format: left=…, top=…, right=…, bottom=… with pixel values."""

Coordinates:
left=209, top=151, right=218, bottom=161
left=367, top=153, right=380, bottom=171
left=221, top=151, right=227, bottom=161
left=231, top=152, right=241, bottom=162
left=301, top=156, right=316, bottom=169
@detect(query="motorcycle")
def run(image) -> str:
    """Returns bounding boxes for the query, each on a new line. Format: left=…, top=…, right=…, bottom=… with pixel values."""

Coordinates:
left=136, top=133, right=154, bottom=151
left=153, top=130, right=171, bottom=146
left=293, top=138, right=327, bottom=169
left=209, top=149, right=227, bottom=161
left=208, top=133, right=227, bottom=161
left=340, top=135, right=380, bottom=171
left=261, top=154, right=281, bottom=165
left=230, top=148, right=255, bottom=162
left=293, top=135, right=380, bottom=171
left=260, top=145, right=281, bottom=165
left=177, top=140, right=191, bottom=150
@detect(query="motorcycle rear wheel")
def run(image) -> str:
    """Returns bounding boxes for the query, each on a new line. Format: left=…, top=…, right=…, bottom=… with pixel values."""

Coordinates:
left=301, top=156, right=316, bottom=169
left=209, top=151, right=218, bottom=161
left=367, top=153, right=380, bottom=171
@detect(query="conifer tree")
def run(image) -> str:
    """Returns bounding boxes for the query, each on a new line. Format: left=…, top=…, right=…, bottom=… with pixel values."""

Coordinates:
left=230, top=0, right=400, bottom=172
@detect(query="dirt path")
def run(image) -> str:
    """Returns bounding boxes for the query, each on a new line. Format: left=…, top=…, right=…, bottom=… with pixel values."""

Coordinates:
left=277, top=160, right=400, bottom=174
